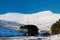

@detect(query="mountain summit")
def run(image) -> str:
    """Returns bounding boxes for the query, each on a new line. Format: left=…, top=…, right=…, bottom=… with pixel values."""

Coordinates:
left=0, top=11, right=53, bottom=22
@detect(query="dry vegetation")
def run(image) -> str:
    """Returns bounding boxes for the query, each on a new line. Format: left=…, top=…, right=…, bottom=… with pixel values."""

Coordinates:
left=51, top=19, right=60, bottom=35
left=0, top=38, right=24, bottom=40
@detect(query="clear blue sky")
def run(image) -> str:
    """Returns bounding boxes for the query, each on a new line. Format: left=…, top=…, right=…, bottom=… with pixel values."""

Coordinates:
left=0, top=0, right=60, bottom=14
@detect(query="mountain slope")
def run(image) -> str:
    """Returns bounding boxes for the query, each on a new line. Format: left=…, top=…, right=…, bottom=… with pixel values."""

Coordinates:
left=0, top=20, right=25, bottom=37
left=0, top=20, right=24, bottom=30
left=0, top=11, right=60, bottom=31
left=0, top=25, right=19, bottom=37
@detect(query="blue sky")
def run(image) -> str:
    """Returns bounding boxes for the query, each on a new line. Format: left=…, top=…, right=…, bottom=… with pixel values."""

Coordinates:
left=0, top=0, right=60, bottom=14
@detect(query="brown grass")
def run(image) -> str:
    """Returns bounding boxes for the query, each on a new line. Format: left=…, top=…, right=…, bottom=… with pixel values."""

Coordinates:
left=0, top=38, right=23, bottom=40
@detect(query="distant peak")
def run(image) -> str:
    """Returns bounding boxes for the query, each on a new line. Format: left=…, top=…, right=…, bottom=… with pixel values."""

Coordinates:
left=37, top=10, right=52, bottom=14
left=31, top=10, right=53, bottom=15
left=1, top=12, right=25, bottom=16
left=4, top=12, right=23, bottom=15
left=0, top=10, right=53, bottom=16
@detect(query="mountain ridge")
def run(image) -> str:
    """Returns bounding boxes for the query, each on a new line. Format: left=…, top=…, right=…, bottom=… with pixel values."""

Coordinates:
left=0, top=11, right=60, bottom=31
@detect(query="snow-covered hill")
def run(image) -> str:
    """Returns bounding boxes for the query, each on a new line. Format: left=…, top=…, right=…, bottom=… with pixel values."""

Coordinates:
left=0, top=20, right=24, bottom=37
left=0, top=11, right=60, bottom=39
left=0, top=11, right=60, bottom=31
left=0, top=20, right=24, bottom=30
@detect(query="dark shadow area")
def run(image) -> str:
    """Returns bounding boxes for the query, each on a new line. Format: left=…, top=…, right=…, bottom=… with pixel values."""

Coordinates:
left=20, top=25, right=39, bottom=36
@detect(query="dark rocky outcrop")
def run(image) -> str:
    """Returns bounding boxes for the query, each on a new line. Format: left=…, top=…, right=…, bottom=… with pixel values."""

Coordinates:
left=20, top=25, right=39, bottom=36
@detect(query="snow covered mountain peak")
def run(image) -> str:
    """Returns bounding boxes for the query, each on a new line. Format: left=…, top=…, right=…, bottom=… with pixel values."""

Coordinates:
left=34, top=10, right=52, bottom=15
left=0, top=10, right=52, bottom=16
left=0, top=10, right=53, bottom=21
left=0, top=10, right=60, bottom=31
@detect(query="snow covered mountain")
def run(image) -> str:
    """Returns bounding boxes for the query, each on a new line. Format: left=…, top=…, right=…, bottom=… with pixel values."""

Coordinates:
left=0, top=11, right=60, bottom=32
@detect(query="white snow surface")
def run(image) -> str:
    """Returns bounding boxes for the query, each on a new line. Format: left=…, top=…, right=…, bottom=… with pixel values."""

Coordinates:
left=0, top=11, right=60, bottom=31
left=44, top=34, right=60, bottom=40
left=0, top=11, right=60, bottom=40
